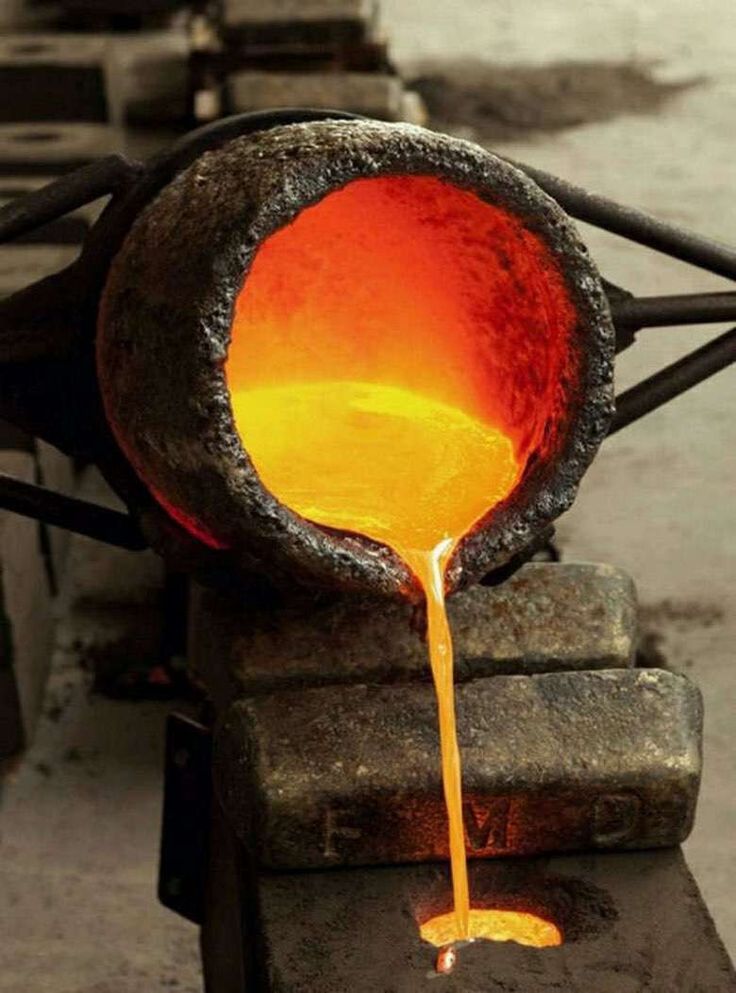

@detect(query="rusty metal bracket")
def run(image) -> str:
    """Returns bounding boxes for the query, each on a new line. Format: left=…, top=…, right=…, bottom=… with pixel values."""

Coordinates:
left=158, top=712, right=213, bottom=925
left=506, top=157, right=736, bottom=428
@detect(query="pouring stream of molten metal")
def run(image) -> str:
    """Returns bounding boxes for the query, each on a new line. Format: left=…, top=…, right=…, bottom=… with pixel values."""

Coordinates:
left=231, top=380, right=520, bottom=941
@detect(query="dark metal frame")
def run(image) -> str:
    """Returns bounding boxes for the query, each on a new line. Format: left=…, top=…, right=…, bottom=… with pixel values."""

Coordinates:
left=0, top=109, right=734, bottom=547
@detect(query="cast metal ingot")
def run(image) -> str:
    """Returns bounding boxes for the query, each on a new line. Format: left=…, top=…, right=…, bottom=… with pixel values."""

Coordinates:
left=215, top=667, right=702, bottom=870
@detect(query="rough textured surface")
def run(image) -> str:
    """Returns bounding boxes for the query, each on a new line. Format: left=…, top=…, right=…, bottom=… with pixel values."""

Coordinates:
left=216, top=668, right=702, bottom=868
left=98, top=118, right=614, bottom=600
left=189, top=562, right=637, bottom=709
left=256, top=850, right=736, bottom=992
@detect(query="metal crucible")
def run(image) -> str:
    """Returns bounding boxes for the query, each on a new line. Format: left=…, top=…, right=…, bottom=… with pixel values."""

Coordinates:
left=96, top=118, right=615, bottom=598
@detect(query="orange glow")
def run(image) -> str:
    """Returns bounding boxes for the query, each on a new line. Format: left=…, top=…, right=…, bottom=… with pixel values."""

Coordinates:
left=227, top=175, right=576, bottom=941
left=147, top=483, right=228, bottom=550
left=420, top=909, right=563, bottom=949
left=228, top=175, right=576, bottom=465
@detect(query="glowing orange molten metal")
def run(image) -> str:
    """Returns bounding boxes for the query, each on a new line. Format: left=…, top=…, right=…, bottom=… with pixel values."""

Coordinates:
left=231, top=381, right=519, bottom=938
left=421, top=909, right=563, bottom=949
left=227, top=176, right=575, bottom=941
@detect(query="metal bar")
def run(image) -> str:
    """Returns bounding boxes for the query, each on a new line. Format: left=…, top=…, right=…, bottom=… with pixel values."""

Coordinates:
left=158, top=713, right=212, bottom=925
left=512, top=158, right=736, bottom=281
left=610, top=326, right=736, bottom=434
left=217, top=669, right=701, bottom=869
left=612, top=292, right=736, bottom=330
left=0, top=471, right=148, bottom=550
left=0, top=154, right=141, bottom=244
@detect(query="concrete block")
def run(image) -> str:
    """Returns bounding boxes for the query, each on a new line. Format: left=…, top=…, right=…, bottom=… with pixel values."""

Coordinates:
left=0, top=33, right=122, bottom=125
left=59, top=0, right=186, bottom=16
left=0, top=122, right=123, bottom=175
left=216, top=668, right=702, bottom=869
left=222, top=0, right=379, bottom=44
left=223, top=0, right=377, bottom=24
left=229, top=70, right=405, bottom=119
left=110, top=30, right=189, bottom=124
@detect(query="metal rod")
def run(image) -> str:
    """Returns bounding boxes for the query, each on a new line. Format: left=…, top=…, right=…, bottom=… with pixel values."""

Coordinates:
left=610, top=325, right=736, bottom=434
left=0, top=472, right=148, bottom=550
left=512, top=158, right=736, bottom=282
left=612, top=291, right=736, bottom=330
left=0, top=154, right=141, bottom=244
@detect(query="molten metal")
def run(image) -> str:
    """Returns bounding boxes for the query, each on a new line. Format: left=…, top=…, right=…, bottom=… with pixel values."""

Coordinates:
left=228, top=174, right=574, bottom=470
left=230, top=382, right=519, bottom=554
left=227, top=173, right=579, bottom=938
left=230, top=380, right=519, bottom=937
left=421, top=909, right=563, bottom=949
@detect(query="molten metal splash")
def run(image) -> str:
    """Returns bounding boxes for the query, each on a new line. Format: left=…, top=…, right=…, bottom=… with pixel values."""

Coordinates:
left=421, top=909, right=563, bottom=949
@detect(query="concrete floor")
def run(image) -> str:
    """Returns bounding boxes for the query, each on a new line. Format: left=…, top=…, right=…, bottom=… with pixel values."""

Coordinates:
left=1, top=2, right=734, bottom=990
left=0, top=606, right=201, bottom=993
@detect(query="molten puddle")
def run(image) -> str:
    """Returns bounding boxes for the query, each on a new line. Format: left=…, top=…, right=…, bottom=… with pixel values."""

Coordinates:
left=230, top=382, right=518, bottom=554
left=232, top=380, right=520, bottom=940
left=421, top=909, right=563, bottom=949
